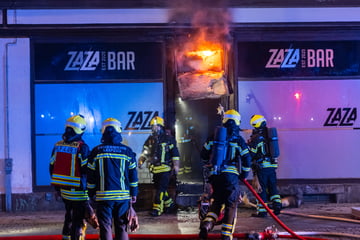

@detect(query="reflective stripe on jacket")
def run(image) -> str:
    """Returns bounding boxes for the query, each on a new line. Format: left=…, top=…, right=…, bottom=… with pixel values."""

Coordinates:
left=249, top=134, right=278, bottom=169
left=87, top=144, right=138, bottom=201
left=141, top=134, right=180, bottom=174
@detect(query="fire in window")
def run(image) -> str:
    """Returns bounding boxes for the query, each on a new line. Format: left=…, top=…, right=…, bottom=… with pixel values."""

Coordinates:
left=176, top=36, right=229, bottom=100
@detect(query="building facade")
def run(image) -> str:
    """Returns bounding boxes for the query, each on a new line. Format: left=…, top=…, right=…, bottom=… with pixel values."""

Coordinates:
left=1, top=0, right=360, bottom=211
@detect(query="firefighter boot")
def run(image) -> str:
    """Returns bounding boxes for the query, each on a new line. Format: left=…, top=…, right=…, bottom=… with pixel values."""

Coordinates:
left=221, top=235, right=232, bottom=240
left=251, top=212, right=267, bottom=218
left=150, top=209, right=161, bottom=217
left=273, top=203, right=282, bottom=215
left=199, top=221, right=214, bottom=240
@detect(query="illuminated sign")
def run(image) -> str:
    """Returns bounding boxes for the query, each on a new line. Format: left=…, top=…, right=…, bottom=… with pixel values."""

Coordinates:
left=34, top=42, right=163, bottom=81
left=265, top=48, right=334, bottom=69
left=238, top=41, right=360, bottom=78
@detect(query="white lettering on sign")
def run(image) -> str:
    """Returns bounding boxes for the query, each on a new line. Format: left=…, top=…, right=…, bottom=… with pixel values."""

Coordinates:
left=265, top=48, right=334, bottom=69
left=64, top=50, right=135, bottom=71
left=64, top=51, right=100, bottom=71
left=107, top=51, right=135, bottom=70
left=306, top=49, right=334, bottom=68
left=265, top=49, right=300, bottom=68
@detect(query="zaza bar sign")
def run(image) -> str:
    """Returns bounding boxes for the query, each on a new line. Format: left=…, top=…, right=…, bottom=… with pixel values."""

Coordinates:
left=237, top=41, right=360, bottom=78
left=34, top=42, right=163, bottom=81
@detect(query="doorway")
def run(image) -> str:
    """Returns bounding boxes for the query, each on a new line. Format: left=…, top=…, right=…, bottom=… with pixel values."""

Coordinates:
left=175, top=98, right=221, bottom=183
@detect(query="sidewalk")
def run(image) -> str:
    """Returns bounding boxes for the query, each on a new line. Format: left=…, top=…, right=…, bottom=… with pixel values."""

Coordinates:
left=0, top=203, right=360, bottom=239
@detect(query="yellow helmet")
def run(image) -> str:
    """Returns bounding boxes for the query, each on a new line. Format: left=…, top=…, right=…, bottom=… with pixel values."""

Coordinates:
left=150, top=116, right=164, bottom=127
left=101, top=117, right=122, bottom=134
left=250, top=114, right=266, bottom=128
left=65, top=115, right=86, bottom=134
left=222, top=109, right=241, bottom=126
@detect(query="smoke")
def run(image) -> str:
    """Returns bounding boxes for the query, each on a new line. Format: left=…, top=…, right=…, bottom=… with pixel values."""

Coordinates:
left=168, top=0, right=232, bottom=49
left=191, top=7, right=232, bottom=45
left=170, top=1, right=232, bottom=100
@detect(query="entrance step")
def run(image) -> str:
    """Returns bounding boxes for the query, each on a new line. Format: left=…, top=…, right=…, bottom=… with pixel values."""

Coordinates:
left=176, top=193, right=201, bottom=208
left=176, top=182, right=203, bottom=207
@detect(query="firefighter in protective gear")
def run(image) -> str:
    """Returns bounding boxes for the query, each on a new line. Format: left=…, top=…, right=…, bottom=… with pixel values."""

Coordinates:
left=199, top=109, right=251, bottom=240
left=87, top=117, right=138, bottom=240
left=177, top=116, right=196, bottom=176
left=248, top=114, right=281, bottom=217
left=138, top=116, right=180, bottom=217
left=50, top=114, right=96, bottom=240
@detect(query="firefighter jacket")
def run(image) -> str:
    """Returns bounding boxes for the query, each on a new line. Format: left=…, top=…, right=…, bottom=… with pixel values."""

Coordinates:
left=201, top=135, right=251, bottom=178
left=87, top=137, right=138, bottom=202
left=49, top=136, right=90, bottom=201
left=140, top=133, right=180, bottom=174
left=248, top=127, right=278, bottom=169
left=178, top=118, right=195, bottom=144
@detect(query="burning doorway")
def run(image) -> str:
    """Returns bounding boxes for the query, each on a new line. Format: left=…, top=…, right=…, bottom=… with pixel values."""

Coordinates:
left=171, top=3, right=233, bottom=183
left=174, top=36, right=230, bottom=181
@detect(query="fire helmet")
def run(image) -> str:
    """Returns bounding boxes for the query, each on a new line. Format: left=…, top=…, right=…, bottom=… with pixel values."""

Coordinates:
left=222, top=109, right=241, bottom=126
left=101, top=117, right=122, bottom=134
left=150, top=116, right=164, bottom=127
left=65, top=115, right=86, bottom=134
left=250, top=114, right=267, bottom=128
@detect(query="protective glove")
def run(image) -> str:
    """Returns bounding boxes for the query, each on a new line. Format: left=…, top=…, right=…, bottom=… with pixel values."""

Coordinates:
left=138, top=156, right=146, bottom=169
left=126, top=204, right=139, bottom=232
left=251, top=174, right=262, bottom=193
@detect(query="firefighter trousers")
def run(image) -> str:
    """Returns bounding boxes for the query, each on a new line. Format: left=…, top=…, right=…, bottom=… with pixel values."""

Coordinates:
left=202, top=173, right=240, bottom=239
left=96, top=200, right=130, bottom=240
left=62, top=199, right=87, bottom=240
left=257, top=167, right=281, bottom=214
left=152, top=171, right=174, bottom=214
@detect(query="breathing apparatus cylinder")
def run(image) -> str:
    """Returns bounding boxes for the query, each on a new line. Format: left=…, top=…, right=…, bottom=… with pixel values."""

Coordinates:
left=210, top=126, right=227, bottom=175
left=268, top=127, right=280, bottom=159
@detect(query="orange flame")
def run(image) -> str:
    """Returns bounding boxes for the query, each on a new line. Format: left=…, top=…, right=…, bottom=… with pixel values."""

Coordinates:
left=182, top=42, right=224, bottom=72
left=176, top=38, right=228, bottom=100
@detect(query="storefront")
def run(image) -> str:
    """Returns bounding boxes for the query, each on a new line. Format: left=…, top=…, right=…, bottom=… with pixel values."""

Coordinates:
left=32, top=40, right=166, bottom=189
left=2, top=3, right=360, bottom=211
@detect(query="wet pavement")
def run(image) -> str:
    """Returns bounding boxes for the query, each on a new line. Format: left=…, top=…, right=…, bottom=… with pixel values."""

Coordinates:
left=0, top=203, right=360, bottom=239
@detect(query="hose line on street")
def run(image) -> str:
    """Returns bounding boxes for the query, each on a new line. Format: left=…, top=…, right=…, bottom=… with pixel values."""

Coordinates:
left=242, top=179, right=312, bottom=240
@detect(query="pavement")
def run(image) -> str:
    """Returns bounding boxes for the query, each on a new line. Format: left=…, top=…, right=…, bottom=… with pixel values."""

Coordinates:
left=0, top=202, right=360, bottom=239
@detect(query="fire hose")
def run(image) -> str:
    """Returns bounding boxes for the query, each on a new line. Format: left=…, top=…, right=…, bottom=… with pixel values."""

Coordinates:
left=241, top=178, right=328, bottom=240
left=281, top=210, right=360, bottom=224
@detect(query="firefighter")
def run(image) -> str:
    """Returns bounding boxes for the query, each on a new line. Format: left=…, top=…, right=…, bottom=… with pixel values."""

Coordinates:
left=138, top=116, right=180, bottom=217
left=50, top=114, right=97, bottom=240
left=247, top=114, right=282, bottom=217
left=177, top=116, right=197, bottom=176
left=87, top=117, right=138, bottom=240
left=199, top=109, right=252, bottom=240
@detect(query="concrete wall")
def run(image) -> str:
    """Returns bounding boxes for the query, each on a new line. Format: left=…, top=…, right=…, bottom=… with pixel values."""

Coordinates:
left=0, top=39, right=32, bottom=196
